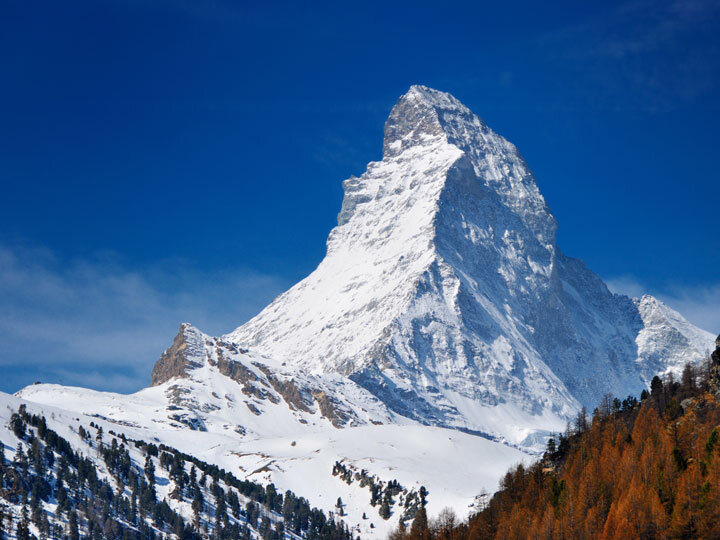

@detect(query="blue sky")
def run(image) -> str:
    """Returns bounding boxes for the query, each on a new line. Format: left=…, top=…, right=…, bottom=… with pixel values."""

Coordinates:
left=1, top=0, right=719, bottom=393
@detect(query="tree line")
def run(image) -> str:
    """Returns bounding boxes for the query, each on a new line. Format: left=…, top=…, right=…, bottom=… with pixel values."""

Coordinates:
left=391, top=339, right=720, bottom=539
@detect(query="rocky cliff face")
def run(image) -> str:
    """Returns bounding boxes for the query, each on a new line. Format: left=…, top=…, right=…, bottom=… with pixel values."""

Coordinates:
left=151, top=323, right=203, bottom=386
left=226, top=85, right=714, bottom=443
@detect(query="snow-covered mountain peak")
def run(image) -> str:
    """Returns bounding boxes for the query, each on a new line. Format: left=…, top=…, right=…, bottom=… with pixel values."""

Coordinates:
left=633, top=294, right=714, bottom=380
left=382, top=85, right=474, bottom=158
left=381, top=85, right=555, bottom=240
left=227, top=85, right=713, bottom=442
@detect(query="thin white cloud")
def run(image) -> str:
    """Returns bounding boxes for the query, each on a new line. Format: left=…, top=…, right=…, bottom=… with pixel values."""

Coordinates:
left=0, top=244, right=290, bottom=393
left=605, top=275, right=646, bottom=299
left=606, top=274, right=720, bottom=334
left=660, top=285, right=720, bottom=336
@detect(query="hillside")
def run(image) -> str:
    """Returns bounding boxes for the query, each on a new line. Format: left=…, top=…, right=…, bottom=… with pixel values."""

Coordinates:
left=15, top=325, right=529, bottom=538
left=392, top=333, right=720, bottom=539
left=0, top=393, right=354, bottom=540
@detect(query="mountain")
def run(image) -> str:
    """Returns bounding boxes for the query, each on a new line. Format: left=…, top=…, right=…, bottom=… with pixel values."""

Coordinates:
left=228, top=85, right=713, bottom=443
left=14, top=85, right=714, bottom=535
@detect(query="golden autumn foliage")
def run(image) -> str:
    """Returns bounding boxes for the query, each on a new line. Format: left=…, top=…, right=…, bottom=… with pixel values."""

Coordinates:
left=393, top=359, right=720, bottom=540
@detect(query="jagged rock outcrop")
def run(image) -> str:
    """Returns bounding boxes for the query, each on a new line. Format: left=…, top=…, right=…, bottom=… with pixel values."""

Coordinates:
left=151, top=323, right=202, bottom=386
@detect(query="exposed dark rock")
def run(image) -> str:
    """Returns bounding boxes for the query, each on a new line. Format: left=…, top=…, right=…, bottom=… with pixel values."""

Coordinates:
left=313, top=390, right=350, bottom=428
left=216, top=356, right=259, bottom=385
left=151, top=324, right=201, bottom=386
left=214, top=357, right=280, bottom=403
left=169, top=413, right=207, bottom=431
left=253, top=363, right=314, bottom=413
left=165, top=385, right=199, bottom=409
left=245, top=402, right=262, bottom=416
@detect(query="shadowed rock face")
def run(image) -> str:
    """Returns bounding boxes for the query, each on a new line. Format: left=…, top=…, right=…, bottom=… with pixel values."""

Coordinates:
left=151, top=324, right=201, bottom=386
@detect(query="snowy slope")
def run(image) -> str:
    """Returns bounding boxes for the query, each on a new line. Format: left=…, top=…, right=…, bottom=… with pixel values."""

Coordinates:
left=227, top=85, right=713, bottom=440
left=0, top=390, right=359, bottom=539
left=15, top=331, right=530, bottom=539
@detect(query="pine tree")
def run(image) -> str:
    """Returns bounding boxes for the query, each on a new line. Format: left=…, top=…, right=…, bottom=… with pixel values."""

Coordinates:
left=418, top=486, right=427, bottom=507
left=545, top=436, right=556, bottom=456
left=40, top=512, right=50, bottom=540
left=380, top=497, right=391, bottom=520
left=192, top=488, right=204, bottom=526
left=144, top=454, right=155, bottom=485
left=16, top=499, right=30, bottom=540
left=69, top=510, right=80, bottom=540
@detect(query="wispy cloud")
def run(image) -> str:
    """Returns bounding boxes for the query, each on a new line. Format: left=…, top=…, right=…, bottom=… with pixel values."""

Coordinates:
left=0, top=244, right=290, bottom=394
left=604, top=275, right=647, bottom=300
left=606, top=274, right=720, bottom=334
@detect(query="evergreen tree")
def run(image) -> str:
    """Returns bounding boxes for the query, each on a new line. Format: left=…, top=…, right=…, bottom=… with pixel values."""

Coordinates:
left=68, top=510, right=80, bottom=540
left=14, top=443, right=25, bottom=465
left=16, top=499, right=30, bottom=540
left=192, top=488, right=204, bottom=526
left=144, top=454, right=155, bottom=485
left=418, top=486, right=427, bottom=507
left=258, top=516, right=271, bottom=539
left=335, top=496, right=344, bottom=516
left=574, top=406, right=588, bottom=433
left=30, top=488, right=42, bottom=527
left=379, top=497, right=391, bottom=520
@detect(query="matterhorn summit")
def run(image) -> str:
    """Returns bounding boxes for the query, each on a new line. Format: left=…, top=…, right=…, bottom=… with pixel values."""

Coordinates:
left=228, top=85, right=713, bottom=443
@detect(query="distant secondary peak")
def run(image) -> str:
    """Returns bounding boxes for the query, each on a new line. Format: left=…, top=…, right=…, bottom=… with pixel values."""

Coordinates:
left=382, top=85, right=479, bottom=158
